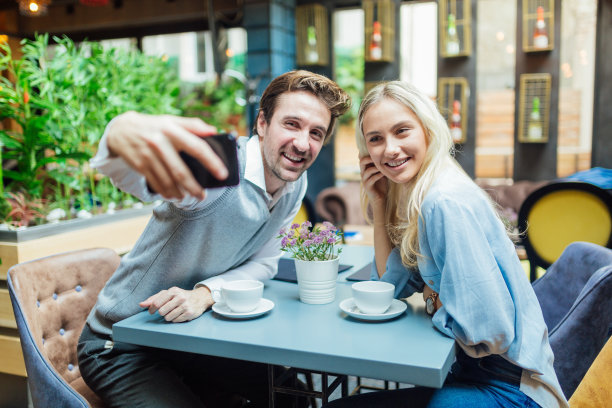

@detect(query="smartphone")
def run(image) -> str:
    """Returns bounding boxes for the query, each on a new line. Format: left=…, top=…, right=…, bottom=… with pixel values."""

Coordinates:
left=179, top=132, right=240, bottom=189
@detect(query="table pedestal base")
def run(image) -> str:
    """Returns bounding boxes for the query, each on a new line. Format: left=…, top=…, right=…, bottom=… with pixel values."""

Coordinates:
left=268, top=365, right=348, bottom=407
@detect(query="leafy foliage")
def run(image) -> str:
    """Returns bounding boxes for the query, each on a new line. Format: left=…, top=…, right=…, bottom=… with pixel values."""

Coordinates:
left=5, top=192, right=45, bottom=227
left=179, top=69, right=247, bottom=134
left=0, top=34, right=182, bottom=226
left=334, top=45, right=364, bottom=126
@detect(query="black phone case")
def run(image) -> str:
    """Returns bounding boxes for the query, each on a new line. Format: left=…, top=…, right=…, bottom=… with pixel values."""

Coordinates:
left=179, top=133, right=240, bottom=189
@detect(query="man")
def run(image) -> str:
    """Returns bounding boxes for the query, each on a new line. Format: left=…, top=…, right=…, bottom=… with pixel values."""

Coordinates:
left=77, top=70, right=350, bottom=407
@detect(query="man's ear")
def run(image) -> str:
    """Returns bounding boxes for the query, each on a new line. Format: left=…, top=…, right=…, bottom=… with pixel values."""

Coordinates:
left=256, top=111, right=266, bottom=137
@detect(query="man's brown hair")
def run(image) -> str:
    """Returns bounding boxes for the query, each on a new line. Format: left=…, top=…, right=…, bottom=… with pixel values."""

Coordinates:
left=253, top=70, right=351, bottom=144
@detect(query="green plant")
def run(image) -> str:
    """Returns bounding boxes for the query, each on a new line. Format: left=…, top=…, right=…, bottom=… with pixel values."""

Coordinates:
left=5, top=192, right=45, bottom=227
left=335, top=45, right=364, bottom=126
left=179, top=72, right=246, bottom=133
left=0, top=36, right=89, bottom=198
left=0, top=34, right=182, bottom=225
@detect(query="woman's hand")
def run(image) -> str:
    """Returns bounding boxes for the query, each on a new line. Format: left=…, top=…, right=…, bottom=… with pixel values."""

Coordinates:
left=359, top=156, right=388, bottom=211
left=361, top=156, right=393, bottom=277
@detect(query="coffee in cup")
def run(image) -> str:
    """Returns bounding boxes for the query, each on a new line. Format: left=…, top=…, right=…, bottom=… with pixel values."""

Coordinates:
left=213, top=280, right=263, bottom=313
left=352, top=281, right=395, bottom=314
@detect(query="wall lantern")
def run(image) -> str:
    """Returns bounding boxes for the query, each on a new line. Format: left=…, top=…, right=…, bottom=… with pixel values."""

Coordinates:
left=17, top=0, right=51, bottom=16
left=296, top=4, right=329, bottom=66
left=363, top=0, right=395, bottom=63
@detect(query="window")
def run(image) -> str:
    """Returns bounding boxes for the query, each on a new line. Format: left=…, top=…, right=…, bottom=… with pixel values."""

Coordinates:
left=333, top=8, right=364, bottom=181
left=141, top=28, right=247, bottom=83
left=400, top=1, right=437, bottom=97
left=557, top=0, right=596, bottom=177
left=475, top=0, right=517, bottom=180
left=143, top=32, right=213, bottom=82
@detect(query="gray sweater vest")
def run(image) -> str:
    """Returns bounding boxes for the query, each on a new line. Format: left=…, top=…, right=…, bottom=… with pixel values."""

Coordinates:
left=87, top=137, right=306, bottom=336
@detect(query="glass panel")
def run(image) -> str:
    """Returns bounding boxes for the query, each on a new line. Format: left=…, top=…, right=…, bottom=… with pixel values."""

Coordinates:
left=224, top=27, right=247, bottom=75
left=333, top=8, right=364, bottom=181
left=557, top=0, right=596, bottom=177
left=400, top=2, right=437, bottom=97
left=475, top=0, right=517, bottom=181
left=99, top=38, right=136, bottom=51
left=142, top=32, right=214, bottom=82
left=141, top=29, right=247, bottom=135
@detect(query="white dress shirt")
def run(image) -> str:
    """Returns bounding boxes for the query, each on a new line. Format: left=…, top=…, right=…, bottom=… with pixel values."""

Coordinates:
left=90, top=132, right=305, bottom=293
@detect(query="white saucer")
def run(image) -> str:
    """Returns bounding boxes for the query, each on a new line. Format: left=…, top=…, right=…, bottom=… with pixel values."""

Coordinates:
left=212, top=298, right=274, bottom=319
left=339, top=298, right=407, bottom=321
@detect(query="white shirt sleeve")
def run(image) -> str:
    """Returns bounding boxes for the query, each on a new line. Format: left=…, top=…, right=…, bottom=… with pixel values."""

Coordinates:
left=90, top=121, right=221, bottom=210
left=195, top=178, right=307, bottom=292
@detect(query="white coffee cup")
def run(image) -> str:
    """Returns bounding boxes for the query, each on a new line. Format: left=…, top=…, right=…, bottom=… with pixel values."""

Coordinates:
left=352, top=281, right=395, bottom=314
left=213, top=280, right=264, bottom=313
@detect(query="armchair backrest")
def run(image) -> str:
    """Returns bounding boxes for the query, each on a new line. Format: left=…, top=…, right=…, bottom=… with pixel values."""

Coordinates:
left=532, top=241, right=612, bottom=399
left=7, top=248, right=120, bottom=408
left=518, top=181, right=612, bottom=281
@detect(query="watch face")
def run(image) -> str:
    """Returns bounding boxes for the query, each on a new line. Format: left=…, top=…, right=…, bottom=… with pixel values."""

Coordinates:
left=426, top=297, right=435, bottom=316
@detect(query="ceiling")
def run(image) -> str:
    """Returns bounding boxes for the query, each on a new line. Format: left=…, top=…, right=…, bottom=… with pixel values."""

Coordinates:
left=0, top=0, right=243, bottom=41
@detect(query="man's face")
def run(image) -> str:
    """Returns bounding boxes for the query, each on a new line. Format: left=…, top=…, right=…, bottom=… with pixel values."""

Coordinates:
left=257, top=91, right=331, bottom=194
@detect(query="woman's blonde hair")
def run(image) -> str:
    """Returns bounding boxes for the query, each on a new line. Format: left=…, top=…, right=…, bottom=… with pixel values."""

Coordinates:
left=356, top=81, right=465, bottom=267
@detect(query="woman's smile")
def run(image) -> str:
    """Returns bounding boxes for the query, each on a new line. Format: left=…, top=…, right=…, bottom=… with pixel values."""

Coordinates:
left=385, top=157, right=410, bottom=168
left=362, top=98, right=428, bottom=185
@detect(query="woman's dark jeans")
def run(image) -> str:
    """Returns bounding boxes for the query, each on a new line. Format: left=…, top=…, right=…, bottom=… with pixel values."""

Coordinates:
left=323, top=351, right=540, bottom=408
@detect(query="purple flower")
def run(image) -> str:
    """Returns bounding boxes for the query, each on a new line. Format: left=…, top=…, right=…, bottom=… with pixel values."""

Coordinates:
left=277, top=221, right=342, bottom=261
left=322, top=221, right=335, bottom=230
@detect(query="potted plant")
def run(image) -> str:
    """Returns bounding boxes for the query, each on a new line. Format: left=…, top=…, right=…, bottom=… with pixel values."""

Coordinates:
left=0, top=33, right=249, bottom=382
left=0, top=34, right=186, bottom=277
left=278, top=221, right=343, bottom=304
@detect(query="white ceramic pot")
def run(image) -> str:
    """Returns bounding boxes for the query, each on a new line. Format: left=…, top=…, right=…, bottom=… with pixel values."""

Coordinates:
left=294, top=257, right=339, bottom=304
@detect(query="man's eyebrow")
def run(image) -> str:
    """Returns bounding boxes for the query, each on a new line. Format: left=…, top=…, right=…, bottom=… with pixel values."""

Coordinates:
left=282, top=115, right=328, bottom=133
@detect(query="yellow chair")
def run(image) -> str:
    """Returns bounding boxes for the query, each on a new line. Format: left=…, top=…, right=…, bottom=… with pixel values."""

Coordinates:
left=569, top=336, right=612, bottom=407
left=518, top=181, right=612, bottom=282
left=292, top=198, right=315, bottom=226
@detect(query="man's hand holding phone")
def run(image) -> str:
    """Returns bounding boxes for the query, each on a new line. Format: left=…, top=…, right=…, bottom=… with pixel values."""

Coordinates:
left=106, top=112, right=235, bottom=200
left=179, top=132, right=240, bottom=189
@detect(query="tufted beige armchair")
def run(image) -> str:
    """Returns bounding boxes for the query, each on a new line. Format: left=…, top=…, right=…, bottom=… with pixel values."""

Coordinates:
left=8, top=248, right=120, bottom=408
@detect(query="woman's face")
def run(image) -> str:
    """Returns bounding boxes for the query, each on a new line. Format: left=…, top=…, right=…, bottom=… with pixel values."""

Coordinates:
left=361, top=98, right=428, bottom=184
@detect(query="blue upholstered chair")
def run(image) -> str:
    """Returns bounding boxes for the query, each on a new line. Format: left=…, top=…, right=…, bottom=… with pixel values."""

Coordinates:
left=532, top=241, right=612, bottom=399
left=8, top=248, right=120, bottom=408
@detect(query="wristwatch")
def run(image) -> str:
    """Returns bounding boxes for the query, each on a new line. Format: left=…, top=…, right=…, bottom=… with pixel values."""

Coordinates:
left=426, top=292, right=439, bottom=316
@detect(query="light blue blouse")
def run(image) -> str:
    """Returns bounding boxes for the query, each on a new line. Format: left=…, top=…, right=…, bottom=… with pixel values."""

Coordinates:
left=371, top=168, right=568, bottom=408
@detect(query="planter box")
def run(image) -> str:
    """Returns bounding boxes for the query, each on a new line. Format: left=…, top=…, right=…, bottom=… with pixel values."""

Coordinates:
left=0, top=206, right=152, bottom=279
left=0, top=206, right=153, bottom=377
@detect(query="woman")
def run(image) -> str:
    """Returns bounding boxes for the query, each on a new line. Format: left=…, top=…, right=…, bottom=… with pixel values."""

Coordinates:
left=324, top=82, right=568, bottom=408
